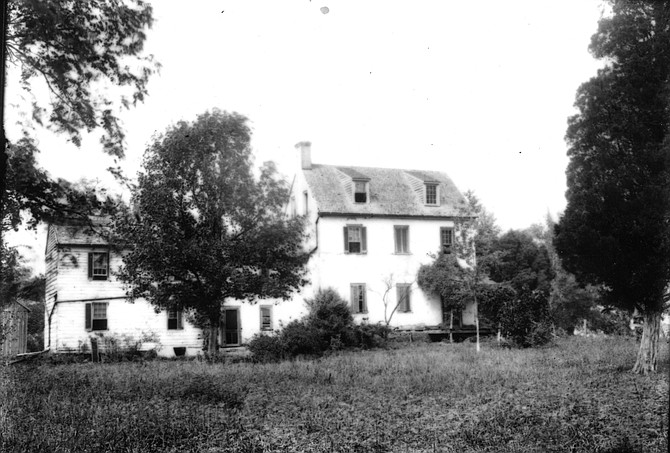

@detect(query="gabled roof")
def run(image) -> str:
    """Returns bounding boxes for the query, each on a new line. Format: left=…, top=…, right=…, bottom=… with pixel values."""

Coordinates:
left=49, top=216, right=111, bottom=246
left=303, top=164, right=469, bottom=217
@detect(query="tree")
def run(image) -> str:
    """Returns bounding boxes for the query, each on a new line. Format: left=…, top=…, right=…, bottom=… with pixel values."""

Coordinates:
left=488, top=230, right=554, bottom=294
left=417, top=197, right=488, bottom=349
left=554, top=1, right=670, bottom=373
left=0, top=0, right=158, bottom=306
left=462, top=190, right=501, bottom=263
left=114, top=109, right=310, bottom=354
left=378, top=274, right=415, bottom=328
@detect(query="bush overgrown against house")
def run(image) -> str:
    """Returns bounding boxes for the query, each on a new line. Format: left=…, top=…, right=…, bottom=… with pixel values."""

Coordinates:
left=248, top=288, right=388, bottom=362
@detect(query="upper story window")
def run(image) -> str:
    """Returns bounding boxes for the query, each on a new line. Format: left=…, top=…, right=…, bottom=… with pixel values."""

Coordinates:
left=303, top=191, right=309, bottom=215
left=440, top=227, right=453, bottom=254
left=168, top=310, right=184, bottom=330
left=344, top=225, right=367, bottom=254
left=88, top=252, right=109, bottom=280
left=425, top=184, right=439, bottom=206
left=394, top=225, right=409, bottom=254
left=354, top=180, right=369, bottom=203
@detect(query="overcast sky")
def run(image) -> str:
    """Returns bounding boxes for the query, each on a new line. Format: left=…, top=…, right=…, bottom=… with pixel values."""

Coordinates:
left=7, top=0, right=606, bottom=273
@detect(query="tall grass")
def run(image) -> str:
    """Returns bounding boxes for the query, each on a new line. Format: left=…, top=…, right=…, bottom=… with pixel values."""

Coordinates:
left=1, top=336, right=667, bottom=452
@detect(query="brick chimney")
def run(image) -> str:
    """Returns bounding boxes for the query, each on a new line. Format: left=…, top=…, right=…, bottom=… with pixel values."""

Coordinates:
left=295, top=141, right=312, bottom=170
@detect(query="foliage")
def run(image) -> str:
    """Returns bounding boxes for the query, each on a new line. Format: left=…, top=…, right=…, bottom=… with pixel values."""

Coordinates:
left=1, top=337, right=667, bottom=452
left=304, top=287, right=355, bottom=339
left=246, top=333, right=285, bottom=363
left=488, top=229, right=554, bottom=294
left=462, top=190, right=501, bottom=263
left=6, top=0, right=158, bottom=159
left=1, top=0, right=157, bottom=327
left=553, top=1, right=670, bottom=372
left=417, top=252, right=473, bottom=311
left=114, top=109, right=310, bottom=352
left=248, top=288, right=389, bottom=362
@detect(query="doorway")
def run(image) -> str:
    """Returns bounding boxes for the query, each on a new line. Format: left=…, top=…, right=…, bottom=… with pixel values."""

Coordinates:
left=222, top=308, right=241, bottom=347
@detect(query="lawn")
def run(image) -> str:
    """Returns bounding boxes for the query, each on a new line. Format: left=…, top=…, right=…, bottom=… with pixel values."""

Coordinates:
left=0, top=336, right=667, bottom=452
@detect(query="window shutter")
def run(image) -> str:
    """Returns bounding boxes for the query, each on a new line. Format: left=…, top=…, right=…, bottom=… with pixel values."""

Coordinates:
left=350, top=285, right=356, bottom=313
left=85, top=303, right=92, bottom=330
left=177, top=310, right=183, bottom=329
left=88, top=253, right=93, bottom=278
left=343, top=226, right=349, bottom=253
left=361, top=285, right=367, bottom=312
left=361, top=227, right=367, bottom=253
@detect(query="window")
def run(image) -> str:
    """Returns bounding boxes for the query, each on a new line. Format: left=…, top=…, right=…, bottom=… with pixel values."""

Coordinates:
left=397, top=284, right=412, bottom=313
left=260, top=305, right=273, bottom=331
left=343, top=225, right=367, bottom=254
left=88, top=252, right=109, bottom=280
left=354, top=180, right=368, bottom=203
left=303, top=191, right=309, bottom=215
left=168, top=310, right=183, bottom=330
left=394, top=225, right=409, bottom=254
left=350, top=283, right=367, bottom=313
left=440, top=227, right=453, bottom=254
left=425, top=184, right=438, bottom=205
left=85, top=302, right=108, bottom=331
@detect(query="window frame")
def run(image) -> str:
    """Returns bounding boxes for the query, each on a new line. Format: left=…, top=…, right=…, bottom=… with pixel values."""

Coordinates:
left=440, top=227, right=453, bottom=254
left=167, top=310, right=184, bottom=330
left=88, top=251, right=109, bottom=281
left=425, top=184, right=439, bottom=206
left=260, top=305, right=273, bottom=331
left=394, top=225, right=410, bottom=254
left=353, top=179, right=369, bottom=204
left=343, top=225, right=367, bottom=254
left=350, top=283, right=367, bottom=314
left=85, top=302, right=108, bottom=331
left=396, top=283, right=412, bottom=313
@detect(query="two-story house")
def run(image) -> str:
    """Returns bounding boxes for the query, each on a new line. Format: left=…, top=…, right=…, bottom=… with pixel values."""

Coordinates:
left=45, top=142, right=476, bottom=356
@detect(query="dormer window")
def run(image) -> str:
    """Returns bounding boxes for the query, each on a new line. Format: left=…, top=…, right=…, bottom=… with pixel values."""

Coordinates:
left=425, top=184, right=439, bottom=206
left=354, top=180, right=368, bottom=203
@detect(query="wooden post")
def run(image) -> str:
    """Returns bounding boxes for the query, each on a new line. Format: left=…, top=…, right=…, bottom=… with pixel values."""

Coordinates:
left=90, top=337, right=99, bottom=362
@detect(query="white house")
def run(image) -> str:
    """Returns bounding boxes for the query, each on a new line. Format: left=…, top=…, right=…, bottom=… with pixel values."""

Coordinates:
left=45, top=142, right=476, bottom=356
left=289, top=141, right=476, bottom=331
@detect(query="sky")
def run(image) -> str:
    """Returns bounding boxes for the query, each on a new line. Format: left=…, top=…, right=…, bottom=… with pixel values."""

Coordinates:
left=6, top=0, right=607, bottom=273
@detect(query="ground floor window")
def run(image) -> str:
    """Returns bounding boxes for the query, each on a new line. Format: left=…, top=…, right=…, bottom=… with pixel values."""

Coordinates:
left=350, top=283, right=367, bottom=313
left=167, top=310, right=183, bottom=330
left=86, top=302, right=108, bottom=331
left=260, top=305, right=273, bottom=331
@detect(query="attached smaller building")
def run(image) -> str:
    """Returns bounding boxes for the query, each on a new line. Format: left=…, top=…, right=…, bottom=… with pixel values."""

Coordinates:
left=45, top=217, right=203, bottom=357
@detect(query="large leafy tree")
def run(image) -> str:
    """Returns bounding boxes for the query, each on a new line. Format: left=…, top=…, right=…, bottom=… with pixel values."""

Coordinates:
left=488, top=230, right=554, bottom=294
left=554, top=1, right=670, bottom=373
left=114, top=109, right=310, bottom=353
left=0, top=0, right=157, bottom=319
left=0, top=0, right=156, bottom=251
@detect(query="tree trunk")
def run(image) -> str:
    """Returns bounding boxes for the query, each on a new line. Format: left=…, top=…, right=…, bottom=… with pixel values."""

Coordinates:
left=449, top=310, right=454, bottom=343
left=632, top=310, right=661, bottom=374
left=207, top=313, right=220, bottom=355
left=0, top=0, right=10, bottom=260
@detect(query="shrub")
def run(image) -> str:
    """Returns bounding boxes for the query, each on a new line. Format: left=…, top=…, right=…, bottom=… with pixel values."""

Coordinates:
left=526, top=321, right=554, bottom=347
left=305, top=288, right=357, bottom=346
left=247, top=333, right=284, bottom=362
left=353, top=323, right=389, bottom=349
left=248, top=288, right=375, bottom=362
left=279, top=320, right=325, bottom=357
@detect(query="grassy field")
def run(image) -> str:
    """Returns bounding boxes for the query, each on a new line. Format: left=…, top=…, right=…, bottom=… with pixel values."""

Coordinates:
left=0, top=336, right=667, bottom=452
